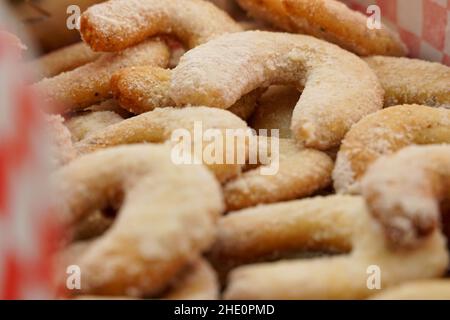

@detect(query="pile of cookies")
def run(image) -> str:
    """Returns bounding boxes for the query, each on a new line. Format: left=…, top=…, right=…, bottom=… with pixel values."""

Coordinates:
left=28, top=0, right=450, bottom=299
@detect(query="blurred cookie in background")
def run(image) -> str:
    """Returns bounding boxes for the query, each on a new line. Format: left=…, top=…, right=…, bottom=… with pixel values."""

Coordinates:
left=8, top=0, right=104, bottom=52
left=209, top=0, right=245, bottom=20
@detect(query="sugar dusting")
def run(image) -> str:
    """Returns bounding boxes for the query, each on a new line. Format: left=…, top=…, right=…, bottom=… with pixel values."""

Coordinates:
left=81, top=0, right=242, bottom=51
left=365, top=56, right=450, bottom=108
left=54, top=144, right=224, bottom=296
left=171, top=31, right=383, bottom=150
left=333, top=105, right=450, bottom=193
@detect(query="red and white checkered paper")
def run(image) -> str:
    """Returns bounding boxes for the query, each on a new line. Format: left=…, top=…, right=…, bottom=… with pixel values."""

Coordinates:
left=344, top=0, right=450, bottom=65
left=0, top=13, right=57, bottom=299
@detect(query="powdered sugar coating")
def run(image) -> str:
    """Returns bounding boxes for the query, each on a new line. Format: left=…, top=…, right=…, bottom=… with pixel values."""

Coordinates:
left=28, top=42, right=101, bottom=80
left=35, top=39, right=170, bottom=114
left=283, top=0, right=407, bottom=56
left=209, top=195, right=448, bottom=299
left=171, top=31, right=383, bottom=150
left=365, top=56, right=450, bottom=108
left=333, top=105, right=450, bottom=193
left=224, top=138, right=333, bottom=210
left=65, top=111, right=123, bottom=142
left=80, top=0, right=242, bottom=52
left=75, top=107, right=250, bottom=183
left=53, top=144, right=223, bottom=296
left=237, top=0, right=407, bottom=56
left=111, top=66, right=173, bottom=114
left=362, top=145, right=450, bottom=248
left=110, top=66, right=261, bottom=119
left=73, top=258, right=219, bottom=300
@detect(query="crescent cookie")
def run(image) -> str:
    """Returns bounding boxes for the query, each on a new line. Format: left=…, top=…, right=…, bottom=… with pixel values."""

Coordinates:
left=28, top=42, right=101, bottom=80
left=333, top=105, right=450, bottom=194
left=224, top=138, right=333, bottom=211
left=362, top=145, right=450, bottom=248
left=236, top=0, right=407, bottom=56
left=365, top=56, right=450, bottom=108
left=209, top=195, right=448, bottom=299
left=35, top=39, right=170, bottom=114
left=75, top=107, right=250, bottom=183
left=53, top=144, right=223, bottom=297
left=80, top=0, right=242, bottom=52
left=110, top=66, right=260, bottom=120
left=171, top=31, right=383, bottom=150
